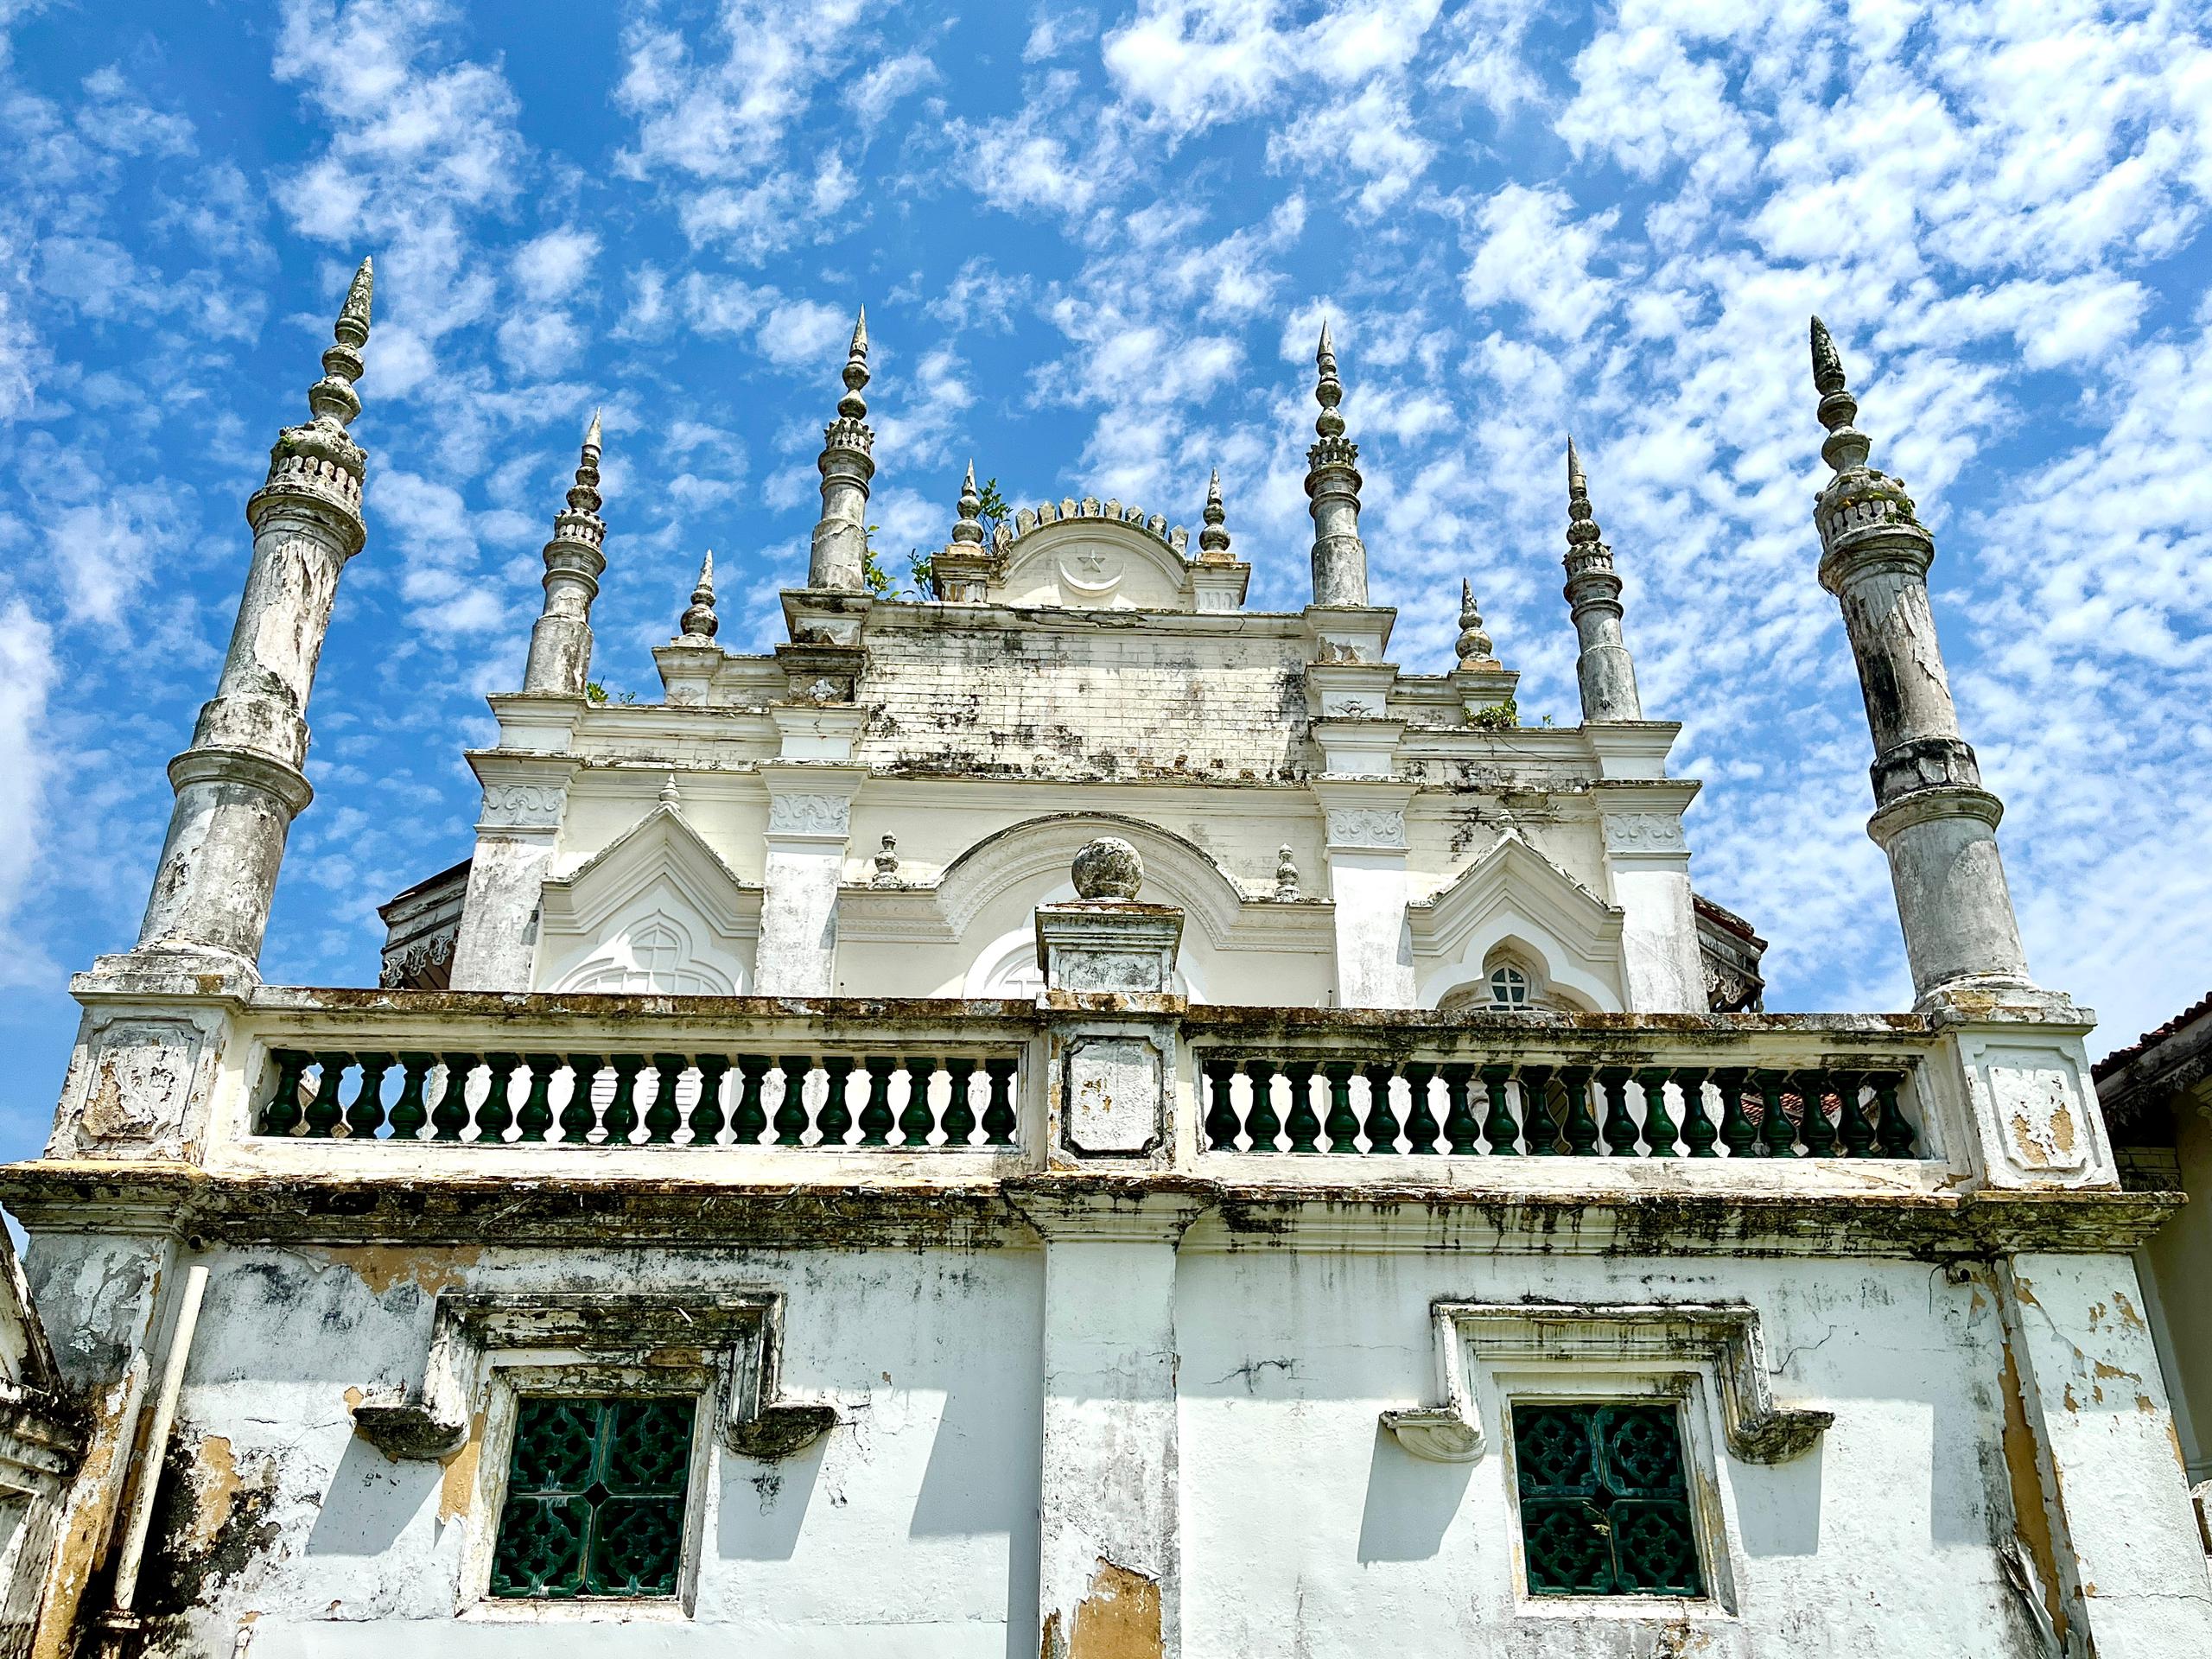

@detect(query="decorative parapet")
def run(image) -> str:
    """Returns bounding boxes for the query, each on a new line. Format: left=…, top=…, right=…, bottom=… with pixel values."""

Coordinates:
left=1379, top=1300, right=1833, bottom=1465
left=350, top=1290, right=835, bottom=1462
left=1010, top=496, right=1188, bottom=557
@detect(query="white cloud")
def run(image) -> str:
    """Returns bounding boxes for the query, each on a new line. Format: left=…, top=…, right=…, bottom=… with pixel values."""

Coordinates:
left=0, top=598, right=57, bottom=988
left=512, top=226, right=600, bottom=306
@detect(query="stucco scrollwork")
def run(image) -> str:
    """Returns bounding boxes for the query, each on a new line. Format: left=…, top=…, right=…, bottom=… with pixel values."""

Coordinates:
left=1602, top=811, right=1688, bottom=855
left=766, top=791, right=851, bottom=836
left=1325, top=807, right=1406, bottom=849
left=479, top=782, right=566, bottom=829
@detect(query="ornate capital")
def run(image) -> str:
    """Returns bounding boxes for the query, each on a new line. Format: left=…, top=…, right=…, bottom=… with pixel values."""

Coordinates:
left=1325, top=806, right=1406, bottom=849
left=766, top=791, right=852, bottom=836
left=1602, top=811, right=1688, bottom=855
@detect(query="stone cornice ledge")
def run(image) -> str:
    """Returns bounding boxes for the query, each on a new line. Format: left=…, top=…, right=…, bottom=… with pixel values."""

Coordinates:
left=0, top=1165, right=2178, bottom=1256
left=1380, top=1300, right=1832, bottom=1465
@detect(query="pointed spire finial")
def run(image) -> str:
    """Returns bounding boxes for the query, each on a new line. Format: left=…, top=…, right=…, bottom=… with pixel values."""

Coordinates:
left=1807, top=315, right=1875, bottom=479
left=1809, top=316, right=1846, bottom=395
left=837, top=305, right=870, bottom=423
left=1560, top=437, right=1643, bottom=721
left=950, top=461, right=985, bottom=550
left=679, top=549, right=719, bottom=641
left=264, top=254, right=377, bottom=499
left=1455, top=578, right=1494, bottom=666
left=584, top=407, right=602, bottom=452
left=1567, top=434, right=1586, bottom=497
left=1197, top=467, right=1232, bottom=561
left=340, top=257, right=373, bottom=334
left=658, top=772, right=682, bottom=809
left=1313, top=318, right=1344, bottom=441
left=1566, top=437, right=1600, bottom=549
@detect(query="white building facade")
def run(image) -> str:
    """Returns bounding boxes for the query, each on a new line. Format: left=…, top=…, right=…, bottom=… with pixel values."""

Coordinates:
left=1, top=270, right=2206, bottom=1659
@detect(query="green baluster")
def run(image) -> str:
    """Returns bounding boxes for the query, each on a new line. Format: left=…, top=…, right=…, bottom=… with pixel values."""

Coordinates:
left=1243, top=1059, right=1282, bottom=1153
left=560, top=1055, right=601, bottom=1144
left=260, top=1049, right=308, bottom=1135
left=388, top=1053, right=433, bottom=1141
left=1872, top=1071, right=1916, bottom=1156
left=1676, top=1067, right=1716, bottom=1158
left=1836, top=1070, right=1876, bottom=1158
left=1322, top=1061, right=1361, bottom=1154
left=1401, top=1061, right=1438, bottom=1154
left=690, top=1055, right=730, bottom=1146
left=982, top=1058, right=1020, bottom=1147
left=1481, top=1063, right=1519, bottom=1155
left=603, top=1056, right=644, bottom=1143
left=733, top=1055, right=772, bottom=1145
left=1637, top=1065, right=1678, bottom=1158
left=1440, top=1061, right=1481, bottom=1154
left=1203, top=1055, right=1243, bottom=1151
left=1282, top=1059, right=1321, bottom=1153
left=1599, top=1066, right=1637, bottom=1156
left=858, top=1056, right=897, bottom=1146
left=1754, top=1069, right=1795, bottom=1157
left=817, top=1057, right=856, bottom=1147
left=772, top=1056, right=812, bottom=1145
left=1798, top=1070, right=1839, bottom=1156
left=1362, top=1062, right=1401, bottom=1154
left=345, top=1053, right=392, bottom=1140
left=900, top=1058, right=939, bottom=1146
left=302, top=1056, right=347, bottom=1139
left=429, top=1056, right=474, bottom=1141
left=478, top=1053, right=518, bottom=1141
left=513, top=1054, right=557, bottom=1142
left=1714, top=1066, right=1756, bottom=1158
left=1518, top=1065, right=1557, bottom=1154
left=644, top=1055, right=686, bottom=1144
left=1559, top=1066, right=1599, bottom=1156
left=942, top=1057, right=980, bottom=1145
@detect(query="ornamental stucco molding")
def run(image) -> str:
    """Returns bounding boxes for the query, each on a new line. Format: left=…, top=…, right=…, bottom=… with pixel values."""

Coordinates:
left=477, top=782, right=567, bottom=830
left=1601, top=810, right=1688, bottom=855
left=1379, top=1300, right=1832, bottom=1466
left=766, top=791, right=852, bottom=836
left=1325, top=807, right=1406, bottom=850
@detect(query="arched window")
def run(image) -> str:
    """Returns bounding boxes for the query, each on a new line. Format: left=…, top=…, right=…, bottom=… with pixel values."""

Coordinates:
left=1488, top=963, right=1531, bottom=1009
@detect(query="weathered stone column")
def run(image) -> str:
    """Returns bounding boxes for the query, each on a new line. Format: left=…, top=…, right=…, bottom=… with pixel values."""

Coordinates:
left=447, top=760, right=575, bottom=991
left=807, top=309, right=872, bottom=593
left=1305, top=322, right=1368, bottom=607
left=752, top=767, right=864, bottom=995
left=134, top=261, right=374, bottom=974
left=1808, top=321, right=2034, bottom=1008
left=1563, top=439, right=1644, bottom=723
left=518, top=411, right=607, bottom=697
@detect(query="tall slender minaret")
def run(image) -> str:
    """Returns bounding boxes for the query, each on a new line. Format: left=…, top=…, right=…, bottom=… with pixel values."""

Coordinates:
left=520, top=410, right=607, bottom=696
left=1198, top=467, right=1232, bottom=563
left=1305, top=321, right=1368, bottom=607
left=808, top=308, right=874, bottom=592
left=1561, top=438, right=1643, bottom=722
left=1808, top=318, right=2032, bottom=1004
left=134, top=259, right=375, bottom=972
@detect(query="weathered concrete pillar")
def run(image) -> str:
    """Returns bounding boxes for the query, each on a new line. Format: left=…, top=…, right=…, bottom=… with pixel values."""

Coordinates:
left=447, top=760, right=574, bottom=991
left=753, top=767, right=863, bottom=995
left=1808, top=319, right=2033, bottom=1009
left=807, top=309, right=873, bottom=594
left=1990, top=1254, right=2212, bottom=1655
left=1314, top=785, right=1416, bottom=1009
left=134, top=261, right=373, bottom=974
left=1563, top=438, right=1644, bottom=723
left=1305, top=322, right=1368, bottom=607
left=518, top=411, right=607, bottom=697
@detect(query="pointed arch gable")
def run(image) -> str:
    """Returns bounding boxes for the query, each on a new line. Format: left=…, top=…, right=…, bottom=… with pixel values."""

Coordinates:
left=1410, top=831, right=1625, bottom=1012
left=537, top=806, right=760, bottom=994
left=933, top=812, right=1248, bottom=948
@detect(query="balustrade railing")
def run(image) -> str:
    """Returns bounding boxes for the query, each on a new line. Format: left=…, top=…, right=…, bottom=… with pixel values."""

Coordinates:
left=1197, top=1055, right=1917, bottom=1160
left=253, top=1050, right=1022, bottom=1150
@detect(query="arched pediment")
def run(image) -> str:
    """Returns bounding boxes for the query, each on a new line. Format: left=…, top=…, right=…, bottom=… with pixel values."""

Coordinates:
left=996, top=512, right=1194, bottom=611
left=537, top=805, right=759, bottom=995
left=1409, top=831, right=1626, bottom=1012
left=935, top=812, right=1249, bottom=948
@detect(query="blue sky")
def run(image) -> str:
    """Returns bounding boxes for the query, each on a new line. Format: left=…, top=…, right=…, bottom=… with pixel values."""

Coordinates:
left=1, top=0, right=2209, bottom=1160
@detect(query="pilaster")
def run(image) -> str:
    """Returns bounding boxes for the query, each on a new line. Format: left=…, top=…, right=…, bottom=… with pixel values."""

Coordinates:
left=1313, top=779, right=1418, bottom=1009
left=753, top=765, right=866, bottom=995
left=1592, top=779, right=1707, bottom=1014
left=447, top=753, right=578, bottom=992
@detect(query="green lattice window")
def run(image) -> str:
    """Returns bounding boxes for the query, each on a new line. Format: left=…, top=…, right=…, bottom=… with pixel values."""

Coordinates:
left=1512, top=1402, right=1705, bottom=1598
left=491, top=1396, right=696, bottom=1599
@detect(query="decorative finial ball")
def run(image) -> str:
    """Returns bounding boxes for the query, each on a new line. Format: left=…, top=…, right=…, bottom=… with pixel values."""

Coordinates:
left=1071, top=836, right=1143, bottom=900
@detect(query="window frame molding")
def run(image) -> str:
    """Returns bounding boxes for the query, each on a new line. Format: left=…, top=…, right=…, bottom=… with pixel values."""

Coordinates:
left=463, top=1359, right=718, bottom=1618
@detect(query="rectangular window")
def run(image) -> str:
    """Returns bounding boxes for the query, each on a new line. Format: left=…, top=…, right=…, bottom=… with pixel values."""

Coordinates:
left=1512, top=1401, right=1704, bottom=1598
left=491, top=1396, right=696, bottom=1599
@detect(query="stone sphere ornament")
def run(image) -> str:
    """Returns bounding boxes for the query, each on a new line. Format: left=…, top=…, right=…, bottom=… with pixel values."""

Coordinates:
left=1071, top=836, right=1143, bottom=899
